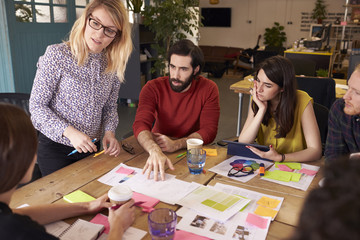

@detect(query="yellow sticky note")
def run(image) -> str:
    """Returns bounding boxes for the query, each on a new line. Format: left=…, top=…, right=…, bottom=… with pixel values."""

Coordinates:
left=256, top=196, right=281, bottom=209
left=254, top=205, right=278, bottom=218
left=264, top=170, right=292, bottom=182
left=203, top=148, right=218, bottom=156
left=63, top=190, right=95, bottom=203
left=290, top=172, right=301, bottom=182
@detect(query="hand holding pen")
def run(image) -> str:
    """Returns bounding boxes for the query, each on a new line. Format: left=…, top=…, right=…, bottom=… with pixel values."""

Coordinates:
left=68, top=138, right=97, bottom=156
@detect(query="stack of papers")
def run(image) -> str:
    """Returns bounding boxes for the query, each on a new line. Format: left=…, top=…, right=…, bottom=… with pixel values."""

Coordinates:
left=176, top=183, right=284, bottom=240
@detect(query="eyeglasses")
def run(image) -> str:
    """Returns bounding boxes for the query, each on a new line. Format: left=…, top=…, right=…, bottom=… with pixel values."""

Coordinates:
left=227, top=159, right=259, bottom=177
left=88, top=17, right=120, bottom=38
left=228, top=165, right=254, bottom=177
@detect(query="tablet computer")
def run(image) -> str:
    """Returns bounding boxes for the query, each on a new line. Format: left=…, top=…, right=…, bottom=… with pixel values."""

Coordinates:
left=224, top=140, right=272, bottom=161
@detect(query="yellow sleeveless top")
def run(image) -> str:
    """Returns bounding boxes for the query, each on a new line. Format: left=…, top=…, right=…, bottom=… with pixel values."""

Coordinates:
left=256, top=90, right=313, bottom=154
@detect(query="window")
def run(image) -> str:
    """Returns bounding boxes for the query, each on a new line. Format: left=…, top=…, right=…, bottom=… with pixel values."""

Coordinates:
left=14, top=0, right=68, bottom=23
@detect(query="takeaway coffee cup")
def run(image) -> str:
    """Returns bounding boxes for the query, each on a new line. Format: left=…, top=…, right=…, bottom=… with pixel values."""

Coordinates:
left=108, top=185, right=133, bottom=205
left=186, top=138, right=203, bottom=150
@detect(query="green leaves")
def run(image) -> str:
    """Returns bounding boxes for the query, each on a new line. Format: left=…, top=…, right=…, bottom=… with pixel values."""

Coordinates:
left=143, top=0, right=200, bottom=75
left=264, top=22, right=287, bottom=47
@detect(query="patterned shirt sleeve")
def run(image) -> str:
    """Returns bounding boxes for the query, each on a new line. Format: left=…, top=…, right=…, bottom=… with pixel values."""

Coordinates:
left=29, top=45, right=70, bottom=142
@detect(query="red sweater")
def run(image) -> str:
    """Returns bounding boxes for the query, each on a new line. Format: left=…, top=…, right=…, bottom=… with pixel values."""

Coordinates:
left=133, top=76, right=220, bottom=144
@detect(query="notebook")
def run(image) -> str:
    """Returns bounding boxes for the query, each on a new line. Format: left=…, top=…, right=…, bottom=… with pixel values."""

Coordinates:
left=63, top=190, right=96, bottom=203
left=58, top=219, right=104, bottom=240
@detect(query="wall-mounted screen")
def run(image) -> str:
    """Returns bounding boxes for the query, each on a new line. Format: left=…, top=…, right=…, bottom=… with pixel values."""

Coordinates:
left=201, top=8, right=231, bottom=27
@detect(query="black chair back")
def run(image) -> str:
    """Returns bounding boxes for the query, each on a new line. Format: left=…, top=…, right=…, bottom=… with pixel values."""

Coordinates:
left=296, top=77, right=335, bottom=110
left=0, top=92, right=31, bottom=115
left=313, top=102, right=329, bottom=155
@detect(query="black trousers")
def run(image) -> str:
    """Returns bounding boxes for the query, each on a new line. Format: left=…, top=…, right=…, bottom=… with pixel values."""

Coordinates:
left=37, top=132, right=100, bottom=176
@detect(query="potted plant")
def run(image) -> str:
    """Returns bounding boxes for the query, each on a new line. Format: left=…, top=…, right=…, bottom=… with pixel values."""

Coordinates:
left=311, top=0, right=327, bottom=24
left=142, top=0, right=201, bottom=75
left=264, top=22, right=287, bottom=48
left=126, top=0, right=143, bottom=23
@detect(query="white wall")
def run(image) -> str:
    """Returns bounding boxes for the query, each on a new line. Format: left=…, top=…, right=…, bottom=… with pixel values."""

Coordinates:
left=198, top=0, right=345, bottom=48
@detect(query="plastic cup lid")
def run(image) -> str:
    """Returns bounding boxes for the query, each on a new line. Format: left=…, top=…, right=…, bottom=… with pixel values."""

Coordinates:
left=108, top=185, right=133, bottom=202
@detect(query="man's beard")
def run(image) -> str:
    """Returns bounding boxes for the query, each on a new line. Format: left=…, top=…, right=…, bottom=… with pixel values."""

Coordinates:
left=169, top=73, right=194, bottom=92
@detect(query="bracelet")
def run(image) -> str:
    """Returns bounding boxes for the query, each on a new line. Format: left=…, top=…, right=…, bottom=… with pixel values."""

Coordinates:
left=280, top=153, right=285, bottom=163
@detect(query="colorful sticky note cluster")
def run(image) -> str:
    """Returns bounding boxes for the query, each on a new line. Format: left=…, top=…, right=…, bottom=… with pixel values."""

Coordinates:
left=132, top=192, right=159, bottom=213
left=254, top=205, right=278, bottom=218
left=254, top=196, right=280, bottom=218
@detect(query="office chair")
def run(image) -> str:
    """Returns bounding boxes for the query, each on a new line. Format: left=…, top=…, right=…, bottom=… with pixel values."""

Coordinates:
left=296, top=77, right=336, bottom=110
left=313, top=102, right=329, bottom=155
left=0, top=92, right=31, bottom=115
left=0, top=92, right=42, bottom=184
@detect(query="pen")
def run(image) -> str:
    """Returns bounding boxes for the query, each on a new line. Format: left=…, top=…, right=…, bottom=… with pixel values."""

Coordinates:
left=93, top=149, right=105, bottom=158
left=176, top=152, right=187, bottom=158
left=67, top=138, right=97, bottom=156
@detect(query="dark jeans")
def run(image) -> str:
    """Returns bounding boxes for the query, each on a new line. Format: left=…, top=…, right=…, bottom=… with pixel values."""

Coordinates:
left=37, top=132, right=100, bottom=176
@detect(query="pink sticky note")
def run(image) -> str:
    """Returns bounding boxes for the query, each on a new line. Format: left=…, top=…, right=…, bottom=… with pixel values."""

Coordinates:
left=174, top=230, right=211, bottom=240
left=299, top=168, right=318, bottom=176
left=116, top=166, right=134, bottom=175
left=278, top=164, right=293, bottom=172
left=245, top=213, right=269, bottom=229
left=132, top=192, right=160, bottom=209
left=90, top=213, right=110, bottom=234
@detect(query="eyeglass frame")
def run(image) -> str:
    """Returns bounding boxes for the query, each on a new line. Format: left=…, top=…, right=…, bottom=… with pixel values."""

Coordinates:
left=87, top=16, right=121, bottom=38
left=227, top=165, right=254, bottom=177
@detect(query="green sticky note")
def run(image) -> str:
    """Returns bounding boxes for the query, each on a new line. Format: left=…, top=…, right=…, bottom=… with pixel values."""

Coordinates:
left=275, top=162, right=301, bottom=170
left=264, top=170, right=291, bottom=182
left=290, top=172, right=301, bottom=182
left=63, top=190, right=95, bottom=203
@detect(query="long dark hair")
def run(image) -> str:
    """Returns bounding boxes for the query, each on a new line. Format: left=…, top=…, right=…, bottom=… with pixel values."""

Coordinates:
left=252, top=56, right=297, bottom=138
left=0, top=103, right=37, bottom=193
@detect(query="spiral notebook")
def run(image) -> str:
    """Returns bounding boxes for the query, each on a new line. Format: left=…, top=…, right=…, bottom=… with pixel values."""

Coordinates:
left=58, top=219, right=104, bottom=240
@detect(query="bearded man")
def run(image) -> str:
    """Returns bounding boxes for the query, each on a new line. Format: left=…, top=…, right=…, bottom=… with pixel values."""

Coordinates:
left=325, top=64, right=360, bottom=161
left=133, top=39, right=220, bottom=180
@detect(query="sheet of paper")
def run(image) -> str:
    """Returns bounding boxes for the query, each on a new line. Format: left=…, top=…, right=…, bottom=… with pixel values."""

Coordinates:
left=176, top=207, right=269, bottom=240
left=261, top=163, right=320, bottom=191
left=177, top=185, right=251, bottom=222
left=209, top=156, right=274, bottom=183
left=99, top=163, right=200, bottom=205
left=213, top=183, right=283, bottom=221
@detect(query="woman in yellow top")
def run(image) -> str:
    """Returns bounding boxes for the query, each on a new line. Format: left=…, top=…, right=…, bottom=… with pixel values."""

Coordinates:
left=238, top=56, right=322, bottom=162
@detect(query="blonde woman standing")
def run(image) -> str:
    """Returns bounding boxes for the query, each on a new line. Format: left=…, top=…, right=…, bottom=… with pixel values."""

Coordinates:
left=30, top=0, right=132, bottom=176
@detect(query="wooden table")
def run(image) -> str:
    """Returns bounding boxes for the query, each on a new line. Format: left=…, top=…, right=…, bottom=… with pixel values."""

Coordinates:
left=230, top=76, right=348, bottom=136
left=12, top=138, right=322, bottom=240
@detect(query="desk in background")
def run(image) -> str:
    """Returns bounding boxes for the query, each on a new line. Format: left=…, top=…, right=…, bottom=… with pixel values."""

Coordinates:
left=230, top=77, right=348, bottom=136
left=11, top=136, right=323, bottom=240
left=284, top=49, right=334, bottom=77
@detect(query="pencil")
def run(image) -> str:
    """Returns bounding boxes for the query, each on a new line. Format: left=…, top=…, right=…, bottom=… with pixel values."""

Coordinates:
left=93, top=149, right=105, bottom=158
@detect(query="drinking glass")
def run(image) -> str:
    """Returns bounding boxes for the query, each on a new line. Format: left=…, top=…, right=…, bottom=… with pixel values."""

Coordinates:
left=187, top=148, right=206, bottom=175
left=148, top=208, right=177, bottom=240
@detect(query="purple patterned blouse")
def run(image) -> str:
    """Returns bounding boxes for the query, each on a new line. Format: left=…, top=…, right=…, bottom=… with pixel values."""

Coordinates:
left=30, top=43, right=120, bottom=147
